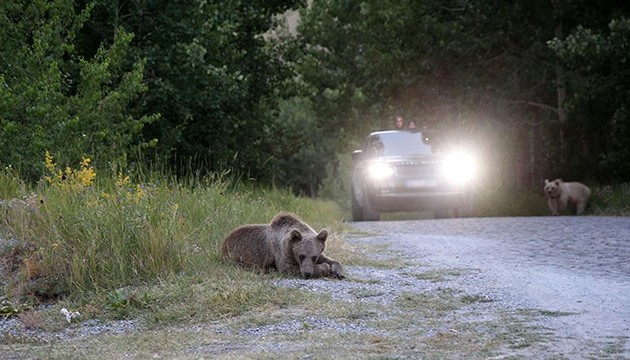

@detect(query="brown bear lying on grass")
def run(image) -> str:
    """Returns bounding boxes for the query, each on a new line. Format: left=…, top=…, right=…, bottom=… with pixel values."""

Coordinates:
left=544, top=178, right=591, bottom=215
left=221, top=212, right=344, bottom=279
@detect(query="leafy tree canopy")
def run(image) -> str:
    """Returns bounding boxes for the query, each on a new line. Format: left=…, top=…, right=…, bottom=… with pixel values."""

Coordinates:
left=0, top=0, right=155, bottom=180
left=550, top=17, right=630, bottom=180
left=77, top=0, right=305, bottom=178
left=293, top=0, right=630, bottom=186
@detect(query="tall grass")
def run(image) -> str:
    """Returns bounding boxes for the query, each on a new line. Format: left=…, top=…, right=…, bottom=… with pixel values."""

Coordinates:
left=0, top=166, right=26, bottom=200
left=471, top=186, right=549, bottom=217
left=0, top=155, right=343, bottom=304
left=589, top=183, right=630, bottom=216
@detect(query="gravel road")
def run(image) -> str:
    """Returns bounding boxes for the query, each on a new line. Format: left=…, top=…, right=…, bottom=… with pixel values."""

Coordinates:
left=347, top=216, right=630, bottom=357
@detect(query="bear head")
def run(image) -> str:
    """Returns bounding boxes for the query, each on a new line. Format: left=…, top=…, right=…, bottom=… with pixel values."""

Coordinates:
left=544, top=179, right=563, bottom=198
left=288, top=228, right=327, bottom=279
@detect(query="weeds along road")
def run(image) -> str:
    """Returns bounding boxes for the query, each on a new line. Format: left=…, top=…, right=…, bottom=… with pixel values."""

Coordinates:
left=349, top=215, right=630, bottom=357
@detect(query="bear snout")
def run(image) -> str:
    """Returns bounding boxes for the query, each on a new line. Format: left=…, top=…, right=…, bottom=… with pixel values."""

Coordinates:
left=545, top=185, right=557, bottom=196
left=300, top=262, right=317, bottom=278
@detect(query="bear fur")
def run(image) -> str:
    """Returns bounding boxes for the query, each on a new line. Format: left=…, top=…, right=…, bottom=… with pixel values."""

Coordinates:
left=544, top=179, right=591, bottom=215
left=221, top=212, right=344, bottom=279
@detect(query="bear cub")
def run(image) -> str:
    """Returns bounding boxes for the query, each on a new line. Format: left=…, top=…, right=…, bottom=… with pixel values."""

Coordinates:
left=222, top=212, right=344, bottom=279
left=544, top=178, right=591, bottom=215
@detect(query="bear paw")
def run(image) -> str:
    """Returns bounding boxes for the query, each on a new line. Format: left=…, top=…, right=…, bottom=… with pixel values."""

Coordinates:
left=331, top=263, right=344, bottom=280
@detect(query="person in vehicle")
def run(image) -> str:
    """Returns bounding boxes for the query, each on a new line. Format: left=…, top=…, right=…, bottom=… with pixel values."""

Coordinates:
left=394, top=115, right=405, bottom=129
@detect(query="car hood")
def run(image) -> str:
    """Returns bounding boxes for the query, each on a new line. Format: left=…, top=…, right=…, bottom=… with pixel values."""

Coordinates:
left=368, top=155, right=444, bottom=164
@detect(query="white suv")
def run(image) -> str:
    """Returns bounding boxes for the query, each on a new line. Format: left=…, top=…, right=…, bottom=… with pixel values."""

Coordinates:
left=351, top=130, right=477, bottom=221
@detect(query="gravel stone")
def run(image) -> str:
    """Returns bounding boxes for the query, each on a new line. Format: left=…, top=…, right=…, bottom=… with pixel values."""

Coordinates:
left=0, top=316, right=138, bottom=343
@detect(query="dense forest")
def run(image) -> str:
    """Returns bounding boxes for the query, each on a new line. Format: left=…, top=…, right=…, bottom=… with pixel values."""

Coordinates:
left=1, top=0, right=629, bottom=195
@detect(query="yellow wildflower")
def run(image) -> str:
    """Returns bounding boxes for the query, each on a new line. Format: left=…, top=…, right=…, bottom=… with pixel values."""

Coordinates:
left=45, top=151, right=57, bottom=173
left=43, top=152, right=97, bottom=190
left=134, top=184, right=145, bottom=202
left=77, top=159, right=96, bottom=187
left=115, top=172, right=130, bottom=188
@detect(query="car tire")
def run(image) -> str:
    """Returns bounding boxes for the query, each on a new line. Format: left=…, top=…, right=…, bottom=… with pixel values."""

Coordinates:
left=362, top=199, right=381, bottom=221
left=433, top=208, right=451, bottom=219
left=455, top=194, right=474, bottom=218
left=351, top=186, right=364, bottom=222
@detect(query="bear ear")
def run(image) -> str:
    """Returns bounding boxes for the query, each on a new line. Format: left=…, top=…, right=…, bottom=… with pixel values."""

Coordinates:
left=555, top=179, right=561, bottom=185
left=544, top=179, right=549, bottom=184
left=317, top=229, right=328, bottom=243
left=289, top=229, right=302, bottom=243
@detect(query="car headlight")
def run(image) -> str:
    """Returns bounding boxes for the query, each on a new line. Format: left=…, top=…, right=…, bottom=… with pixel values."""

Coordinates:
left=443, top=151, right=477, bottom=184
left=367, top=162, right=394, bottom=181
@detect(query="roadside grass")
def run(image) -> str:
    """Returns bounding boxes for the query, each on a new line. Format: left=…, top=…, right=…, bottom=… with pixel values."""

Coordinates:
left=2, top=158, right=630, bottom=358
left=0, top=281, right=560, bottom=359
left=337, top=241, right=412, bottom=269
left=589, top=182, right=630, bottom=216
left=0, top=155, right=345, bottom=323
left=409, top=268, right=476, bottom=283
left=0, top=166, right=26, bottom=200
left=472, top=186, right=550, bottom=217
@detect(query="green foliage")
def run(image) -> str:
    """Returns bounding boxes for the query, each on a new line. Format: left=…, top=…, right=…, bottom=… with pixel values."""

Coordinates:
left=589, top=183, right=630, bottom=216
left=270, top=97, right=333, bottom=196
left=77, top=0, right=305, bottom=179
left=2, top=0, right=629, bottom=194
left=296, top=0, right=545, bottom=127
left=295, top=0, right=417, bottom=133
left=550, top=17, right=630, bottom=180
left=104, top=288, right=153, bottom=320
left=0, top=0, right=155, bottom=180
left=297, top=0, right=630, bottom=192
left=295, top=0, right=551, bottom=192
left=0, top=296, right=28, bottom=317
left=318, top=152, right=354, bottom=215
left=472, top=187, right=549, bottom=218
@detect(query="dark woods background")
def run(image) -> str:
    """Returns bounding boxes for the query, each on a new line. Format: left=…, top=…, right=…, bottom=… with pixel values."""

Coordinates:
left=1, top=0, right=629, bottom=196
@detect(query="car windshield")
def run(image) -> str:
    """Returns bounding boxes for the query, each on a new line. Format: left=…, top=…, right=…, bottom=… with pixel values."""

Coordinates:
left=365, top=131, right=438, bottom=157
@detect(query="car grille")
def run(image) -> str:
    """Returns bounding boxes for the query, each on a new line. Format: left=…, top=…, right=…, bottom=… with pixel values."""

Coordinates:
left=395, top=162, right=441, bottom=177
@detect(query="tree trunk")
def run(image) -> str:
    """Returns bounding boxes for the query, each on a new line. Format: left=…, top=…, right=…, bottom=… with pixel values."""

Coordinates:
left=554, top=23, right=567, bottom=165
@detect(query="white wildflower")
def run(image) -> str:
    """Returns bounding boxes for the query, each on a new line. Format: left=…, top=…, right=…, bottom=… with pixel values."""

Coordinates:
left=60, top=307, right=80, bottom=323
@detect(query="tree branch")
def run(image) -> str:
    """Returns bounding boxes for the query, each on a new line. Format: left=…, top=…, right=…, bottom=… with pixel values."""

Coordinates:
left=506, top=99, right=560, bottom=117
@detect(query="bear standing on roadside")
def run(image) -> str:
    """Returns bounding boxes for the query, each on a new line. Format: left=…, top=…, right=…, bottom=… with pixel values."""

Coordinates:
left=544, top=179, right=591, bottom=215
left=221, top=212, right=344, bottom=279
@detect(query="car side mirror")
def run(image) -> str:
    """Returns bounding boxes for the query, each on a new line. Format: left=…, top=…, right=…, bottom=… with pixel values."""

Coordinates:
left=352, top=150, right=364, bottom=163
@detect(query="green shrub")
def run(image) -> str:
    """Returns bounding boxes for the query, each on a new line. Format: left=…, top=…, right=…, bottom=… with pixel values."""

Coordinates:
left=472, top=186, right=549, bottom=217
left=589, top=183, right=630, bottom=216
